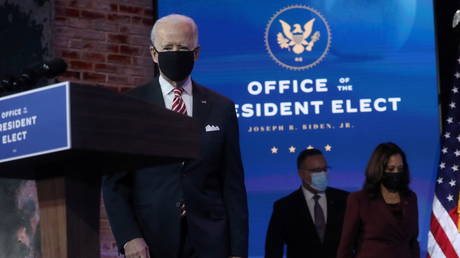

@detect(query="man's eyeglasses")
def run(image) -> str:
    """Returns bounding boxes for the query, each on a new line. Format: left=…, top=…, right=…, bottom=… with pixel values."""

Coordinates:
left=301, top=166, right=330, bottom=173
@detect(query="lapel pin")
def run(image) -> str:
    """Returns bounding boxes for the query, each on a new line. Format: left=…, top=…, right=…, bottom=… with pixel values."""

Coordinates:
left=201, top=100, right=207, bottom=104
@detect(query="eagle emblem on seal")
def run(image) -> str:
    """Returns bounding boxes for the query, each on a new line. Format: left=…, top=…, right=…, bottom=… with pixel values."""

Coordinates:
left=277, top=18, right=320, bottom=54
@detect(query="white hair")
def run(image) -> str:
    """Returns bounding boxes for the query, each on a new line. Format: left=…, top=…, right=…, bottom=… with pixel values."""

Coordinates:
left=150, top=14, right=199, bottom=48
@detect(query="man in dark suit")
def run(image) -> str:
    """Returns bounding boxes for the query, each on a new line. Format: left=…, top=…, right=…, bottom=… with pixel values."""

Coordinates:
left=265, top=149, right=348, bottom=258
left=102, top=14, right=248, bottom=258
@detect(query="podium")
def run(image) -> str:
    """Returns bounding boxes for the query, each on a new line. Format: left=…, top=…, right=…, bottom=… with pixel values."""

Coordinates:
left=0, top=82, right=199, bottom=258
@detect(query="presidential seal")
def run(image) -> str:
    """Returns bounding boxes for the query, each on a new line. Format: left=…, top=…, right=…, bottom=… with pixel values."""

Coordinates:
left=265, top=5, right=331, bottom=70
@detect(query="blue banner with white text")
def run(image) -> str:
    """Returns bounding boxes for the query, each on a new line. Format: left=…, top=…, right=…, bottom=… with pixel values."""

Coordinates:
left=159, top=1, right=439, bottom=256
left=0, top=82, right=70, bottom=163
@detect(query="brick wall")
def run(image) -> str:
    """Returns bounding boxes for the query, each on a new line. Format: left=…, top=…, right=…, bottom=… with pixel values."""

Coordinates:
left=53, top=0, right=154, bottom=92
left=51, top=0, right=155, bottom=257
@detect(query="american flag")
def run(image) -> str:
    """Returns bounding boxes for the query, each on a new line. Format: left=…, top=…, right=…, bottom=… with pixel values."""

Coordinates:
left=427, top=59, right=460, bottom=258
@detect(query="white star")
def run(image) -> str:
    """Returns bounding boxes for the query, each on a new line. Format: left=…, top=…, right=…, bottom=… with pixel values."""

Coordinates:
left=455, top=72, right=460, bottom=78
left=442, top=147, right=448, bottom=154
left=289, top=146, right=296, bottom=153
left=450, top=102, right=456, bottom=109
left=452, top=164, right=459, bottom=172
left=453, top=87, right=459, bottom=94
left=457, top=135, right=460, bottom=142
left=447, top=117, right=454, bottom=124
left=324, top=144, right=332, bottom=152
left=437, top=177, right=444, bottom=184
left=447, top=194, right=454, bottom=202
left=271, top=146, right=278, bottom=154
left=440, top=162, right=446, bottom=169
left=455, top=150, right=460, bottom=157
left=445, top=132, right=451, bottom=139
left=449, top=179, right=456, bottom=187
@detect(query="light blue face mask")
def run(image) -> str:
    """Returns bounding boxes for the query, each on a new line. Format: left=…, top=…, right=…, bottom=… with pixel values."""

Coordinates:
left=310, top=172, right=328, bottom=191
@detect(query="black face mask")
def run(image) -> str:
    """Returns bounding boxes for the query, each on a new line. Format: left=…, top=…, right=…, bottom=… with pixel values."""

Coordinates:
left=157, top=50, right=195, bottom=82
left=381, top=172, right=404, bottom=192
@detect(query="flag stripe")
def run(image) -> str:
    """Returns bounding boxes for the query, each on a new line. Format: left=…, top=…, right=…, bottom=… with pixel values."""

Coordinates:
left=431, top=196, right=460, bottom=257
left=430, top=212, right=459, bottom=258
left=428, top=231, right=447, bottom=258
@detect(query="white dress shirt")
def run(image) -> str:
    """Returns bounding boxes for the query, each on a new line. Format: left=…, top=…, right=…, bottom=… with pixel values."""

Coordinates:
left=302, top=185, right=327, bottom=222
left=159, top=75, right=193, bottom=117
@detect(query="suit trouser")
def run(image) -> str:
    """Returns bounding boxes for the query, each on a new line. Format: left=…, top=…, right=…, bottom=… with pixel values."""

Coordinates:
left=178, top=217, right=198, bottom=258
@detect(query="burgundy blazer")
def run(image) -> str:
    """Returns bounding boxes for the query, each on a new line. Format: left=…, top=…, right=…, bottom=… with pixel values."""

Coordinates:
left=337, top=190, right=420, bottom=258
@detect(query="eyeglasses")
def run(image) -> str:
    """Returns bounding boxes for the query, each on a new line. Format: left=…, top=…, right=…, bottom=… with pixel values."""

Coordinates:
left=301, top=166, right=330, bottom=173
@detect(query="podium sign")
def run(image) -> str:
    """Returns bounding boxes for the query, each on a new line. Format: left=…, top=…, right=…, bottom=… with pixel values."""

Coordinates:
left=0, top=82, right=70, bottom=163
left=0, top=81, right=199, bottom=258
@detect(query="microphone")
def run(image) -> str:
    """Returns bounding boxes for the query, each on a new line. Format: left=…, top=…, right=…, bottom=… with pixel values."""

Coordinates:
left=0, top=58, right=68, bottom=93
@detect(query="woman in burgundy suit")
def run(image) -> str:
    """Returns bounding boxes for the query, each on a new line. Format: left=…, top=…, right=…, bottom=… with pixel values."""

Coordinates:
left=337, top=142, right=420, bottom=258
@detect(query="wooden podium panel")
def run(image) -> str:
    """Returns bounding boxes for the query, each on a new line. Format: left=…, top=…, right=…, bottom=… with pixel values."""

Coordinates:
left=37, top=175, right=100, bottom=258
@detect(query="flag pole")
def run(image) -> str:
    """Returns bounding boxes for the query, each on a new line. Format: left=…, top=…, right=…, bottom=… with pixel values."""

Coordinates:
left=458, top=191, right=460, bottom=232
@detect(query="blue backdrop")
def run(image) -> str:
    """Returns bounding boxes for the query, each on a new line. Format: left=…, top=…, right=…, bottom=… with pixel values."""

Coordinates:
left=159, top=1, right=439, bottom=256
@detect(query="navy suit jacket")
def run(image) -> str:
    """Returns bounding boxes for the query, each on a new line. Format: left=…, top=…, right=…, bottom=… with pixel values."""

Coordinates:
left=102, top=78, right=249, bottom=258
left=265, top=187, right=349, bottom=258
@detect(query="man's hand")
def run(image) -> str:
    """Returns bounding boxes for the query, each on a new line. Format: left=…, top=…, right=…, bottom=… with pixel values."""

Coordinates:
left=124, top=238, right=150, bottom=258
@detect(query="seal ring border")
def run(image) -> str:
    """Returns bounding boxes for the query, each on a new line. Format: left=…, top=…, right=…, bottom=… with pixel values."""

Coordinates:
left=264, top=5, right=332, bottom=70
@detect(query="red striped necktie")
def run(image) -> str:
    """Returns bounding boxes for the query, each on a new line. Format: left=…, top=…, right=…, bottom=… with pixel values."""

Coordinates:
left=171, top=87, right=187, bottom=115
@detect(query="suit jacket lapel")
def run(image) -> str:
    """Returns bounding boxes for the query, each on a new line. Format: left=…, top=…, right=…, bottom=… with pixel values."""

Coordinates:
left=181, top=81, right=210, bottom=170
left=192, top=81, right=211, bottom=127
left=293, top=188, right=322, bottom=244
left=377, top=195, right=408, bottom=238
left=150, top=78, right=166, bottom=107
left=324, top=188, right=337, bottom=245
left=129, top=78, right=166, bottom=107
left=400, top=194, right=414, bottom=235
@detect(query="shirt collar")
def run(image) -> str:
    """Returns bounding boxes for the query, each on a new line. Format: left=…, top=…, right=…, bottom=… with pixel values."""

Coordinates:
left=301, top=185, right=326, bottom=200
left=159, top=74, right=193, bottom=96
